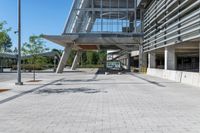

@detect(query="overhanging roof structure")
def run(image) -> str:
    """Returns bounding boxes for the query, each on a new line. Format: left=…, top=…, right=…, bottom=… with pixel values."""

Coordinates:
left=0, top=53, right=17, bottom=59
left=43, top=0, right=142, bottom=51
left=43, top=32, right=143, bottom=51
left=42, top=0, right=143, bottom=73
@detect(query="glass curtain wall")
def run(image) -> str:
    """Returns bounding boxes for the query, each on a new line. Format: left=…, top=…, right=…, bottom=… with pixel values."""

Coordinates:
left=73, top=0, right=137, bottom=33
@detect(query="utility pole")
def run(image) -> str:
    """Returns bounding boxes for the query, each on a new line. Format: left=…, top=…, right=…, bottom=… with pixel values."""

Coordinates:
left=16, top=0, right=23, bottom=85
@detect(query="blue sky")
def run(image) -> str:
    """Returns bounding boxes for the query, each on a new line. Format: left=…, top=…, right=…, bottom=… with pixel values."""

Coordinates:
left=0, top=0, right=73, bottom=50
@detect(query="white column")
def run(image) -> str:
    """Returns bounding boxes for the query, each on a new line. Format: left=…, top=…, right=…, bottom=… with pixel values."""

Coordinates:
left=71, top=51, right=81, bottom=70
left=148, top=52, right=156, bottom=68
left=139, top=45, right=148, bottom=71
left=165, top=45, right=176, bottom=70
left=142, top=52, right=148, bottom=68
left=56, top=45, right=72, bottom=73
left=127, top=54, right=131, bottom=71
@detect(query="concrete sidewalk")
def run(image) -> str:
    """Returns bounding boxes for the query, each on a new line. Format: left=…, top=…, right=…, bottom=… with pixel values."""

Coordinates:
left=0, top=69, right=200, bottom=133
left=0, top=68, right=98, bottom=103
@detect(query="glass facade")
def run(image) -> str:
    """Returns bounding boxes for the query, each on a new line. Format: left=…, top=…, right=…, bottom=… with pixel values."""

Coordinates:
left=66, top=0, right=139, bottom=33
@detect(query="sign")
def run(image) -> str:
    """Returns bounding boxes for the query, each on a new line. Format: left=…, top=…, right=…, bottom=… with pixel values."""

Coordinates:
left=106, top=61, right=121, bottom=70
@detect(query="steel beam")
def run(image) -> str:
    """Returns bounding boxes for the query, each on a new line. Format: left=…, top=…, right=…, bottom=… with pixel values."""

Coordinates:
left=74, top=8, right=136, bottom=12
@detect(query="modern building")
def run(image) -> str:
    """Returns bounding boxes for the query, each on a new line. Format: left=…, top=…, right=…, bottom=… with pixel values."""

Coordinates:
left=138, top=0, right=200, bottom=87
left=0, top=53, right=16, bottom=72
left=43, top=0, right=200, bottom=87
left=43, top=0, right=143, bottom=73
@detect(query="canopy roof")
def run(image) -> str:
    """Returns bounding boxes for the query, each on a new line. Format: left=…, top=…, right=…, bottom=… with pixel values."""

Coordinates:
left=43, top=0, right=142, bottom=51
left=0, top=53, right=16, bottom=59
left=43, top=32, right=142, bottom=51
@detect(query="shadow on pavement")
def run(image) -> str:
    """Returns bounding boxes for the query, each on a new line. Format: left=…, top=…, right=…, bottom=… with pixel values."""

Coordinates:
left=35, top=88, right=107, bottom=94
left=53, top=82, right=178, bottom=86
left=0, top=78, right=64, bottom=105
left=129, top=73, right=166, bottom=87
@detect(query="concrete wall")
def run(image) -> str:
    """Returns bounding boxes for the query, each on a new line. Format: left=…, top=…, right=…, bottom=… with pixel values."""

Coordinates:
left=147, top=68, right=200, bottom=88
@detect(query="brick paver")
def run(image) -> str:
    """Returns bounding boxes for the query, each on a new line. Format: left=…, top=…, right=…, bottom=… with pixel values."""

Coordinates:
left=0, top=71, right=200, bottom=133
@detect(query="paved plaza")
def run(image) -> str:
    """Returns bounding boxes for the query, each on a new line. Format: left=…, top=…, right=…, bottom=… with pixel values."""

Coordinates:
left=0, top=69, right=200, bottom=133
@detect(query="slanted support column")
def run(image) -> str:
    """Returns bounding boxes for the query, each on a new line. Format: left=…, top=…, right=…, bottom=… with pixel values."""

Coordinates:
left=56, top=45, right=72, bottom=73
left=71, top=51, right=81, bottom=70
left=164, top=46, right=176, bottom=70
left=148, top=52, right=156, bottom=68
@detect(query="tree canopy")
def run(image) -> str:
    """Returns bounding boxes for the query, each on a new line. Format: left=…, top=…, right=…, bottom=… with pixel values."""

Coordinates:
left=67, top=50, right=107, bottom=67
left=22, top=35, right=49, bottom=56
left=22, top=35, right=50, bottom=81
left=22, top=35, right=50, bottom=67
left=0, top=21, right=12, bottom=52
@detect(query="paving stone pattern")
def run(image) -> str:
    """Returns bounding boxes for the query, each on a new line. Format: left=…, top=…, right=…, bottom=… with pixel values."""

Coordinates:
left=0, top=71, right=200, bottom=133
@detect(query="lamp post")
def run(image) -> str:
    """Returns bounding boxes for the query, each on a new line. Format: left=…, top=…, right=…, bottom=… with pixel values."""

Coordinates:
left=16, top=0, right=23, bottom=85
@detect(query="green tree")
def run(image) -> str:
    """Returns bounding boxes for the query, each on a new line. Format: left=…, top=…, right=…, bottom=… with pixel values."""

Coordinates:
left=78, top=51, right=107, bottom=68
left=86, top=51, right=99, bottom=65
left=67, top=50, right=76, bottom=66
left=52, top=48, right=62, bottom=57
left=98, top=50, right=107, bottom=64
left=0, top=21, right=12, bottom=52
left=51, top=49, right=62, bottom=69
left=81, top=52, right=87, bottom=65
left=93, top=52, right=99, bottom=64
left=22, top=35, right=49, bottom=81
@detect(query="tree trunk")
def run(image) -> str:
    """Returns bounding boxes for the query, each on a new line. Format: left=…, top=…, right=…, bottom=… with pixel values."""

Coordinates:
left=33, top=64, right=35, bottom=81
left=33, top=57, right=36, bottom=81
